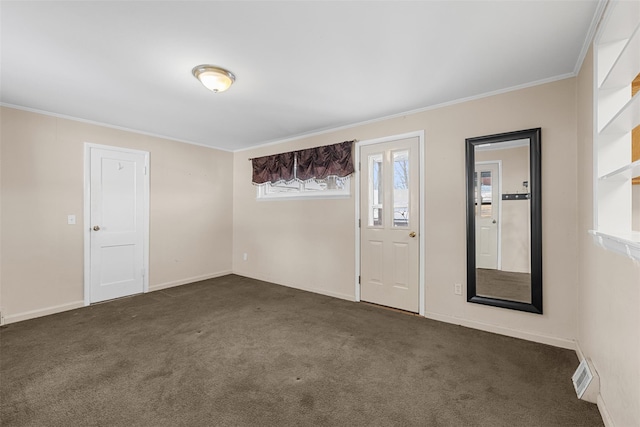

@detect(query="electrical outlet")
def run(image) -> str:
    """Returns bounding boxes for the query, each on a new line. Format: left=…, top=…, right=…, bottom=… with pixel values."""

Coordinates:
left=454, top=283, right=462, bottom=295
left=243, top=253, right=248, bottom=261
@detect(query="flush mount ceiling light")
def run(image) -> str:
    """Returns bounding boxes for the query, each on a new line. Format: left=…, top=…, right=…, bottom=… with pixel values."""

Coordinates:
left=192, top=65, right=236, bottom=93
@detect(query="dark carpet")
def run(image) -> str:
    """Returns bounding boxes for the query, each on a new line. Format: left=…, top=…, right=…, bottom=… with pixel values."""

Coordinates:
left=0, top=275, right=602, bottom=426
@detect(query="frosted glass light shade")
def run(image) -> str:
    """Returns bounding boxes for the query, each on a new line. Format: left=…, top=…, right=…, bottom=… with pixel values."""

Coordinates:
left=192, top=65, right=236, bottom=93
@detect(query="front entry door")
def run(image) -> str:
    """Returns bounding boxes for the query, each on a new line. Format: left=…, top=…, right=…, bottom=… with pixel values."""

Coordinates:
left=474, top=162, right=500, bottom=270
left=88, top=145, right=148, bottom=303
left=360, top=137, right=419, bottom=312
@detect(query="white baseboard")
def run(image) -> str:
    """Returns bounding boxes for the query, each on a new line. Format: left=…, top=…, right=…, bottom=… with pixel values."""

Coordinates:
left=3, top=301, right=85, bottom=325
left=149, top=270, right=233, bottom=292
left=234, top=272, right=356, bottom=302
left=575, top=341, right=613, bottom=427
left=575, top=340, right=586, bottom=362
left=233, top=273, right=576, bottom=350
left=597, top=394, right=615, bottom=427
left=423, top=311, right=576, bottom=350
left=2, top=271, right=233, bottom=325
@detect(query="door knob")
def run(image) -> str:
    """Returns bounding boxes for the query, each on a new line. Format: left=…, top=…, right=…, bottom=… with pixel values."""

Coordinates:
left=93, top=225, right=100, bottom=231
left=492, top=219, right=497, bottom=224
left=409, top=231, right=416, bottom=238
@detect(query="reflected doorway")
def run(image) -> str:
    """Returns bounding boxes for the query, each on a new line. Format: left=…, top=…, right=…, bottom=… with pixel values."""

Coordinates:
left=474, top=161, right=501, bottom=270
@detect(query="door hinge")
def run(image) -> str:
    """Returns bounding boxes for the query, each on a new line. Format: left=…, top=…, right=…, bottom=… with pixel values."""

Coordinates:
left=359, top=219, right=361, bottom=228
left=359, top=162, right=361, bottom=171
left=141, top=268, right=145, bottom=278
left=358, top=276, right=361, bottom=284
left=143, top=166, right=148, bottom=175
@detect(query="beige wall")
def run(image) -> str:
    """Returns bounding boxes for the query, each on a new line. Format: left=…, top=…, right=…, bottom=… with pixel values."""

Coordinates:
left=476, top=145, right=530, bottom=273
left=576, top=48, right=640, bottom=427
left=0, top=107, right=233, bottom=323
left=3, top=61, right=637, bottom=424
left=233, top=78, right=579, bottom=348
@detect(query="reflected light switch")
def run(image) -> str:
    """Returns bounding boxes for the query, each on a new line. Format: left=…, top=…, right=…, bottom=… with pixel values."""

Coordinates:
left=67, top=215, right=76, bottom=225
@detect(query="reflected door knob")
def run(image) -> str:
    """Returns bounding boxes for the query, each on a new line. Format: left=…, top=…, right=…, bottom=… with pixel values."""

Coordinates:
left=492, top=220, right=497, bottom=224
left=409, top=231, right=416, bottom=238
left=93, top=225, right=100, bottom=231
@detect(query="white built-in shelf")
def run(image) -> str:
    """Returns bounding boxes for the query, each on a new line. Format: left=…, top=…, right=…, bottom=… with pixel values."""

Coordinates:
left=589, top=230, right=640, bottom=262
left=598, top=1, right=639, bottom=45
left=599, top=159, right=640, bottom=182
left=599, top=92, right=640, bottom=136
left=599, top=23, right=640, bottom=91
left=593, top=1, right=640, bottom=264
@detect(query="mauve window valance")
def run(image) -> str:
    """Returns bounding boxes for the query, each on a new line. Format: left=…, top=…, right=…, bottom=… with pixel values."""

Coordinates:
left=251, top=152, right=295, bottom=185
left=296, top=140, right=355, bottom=182
left=251, top=140, right=355, bottom=185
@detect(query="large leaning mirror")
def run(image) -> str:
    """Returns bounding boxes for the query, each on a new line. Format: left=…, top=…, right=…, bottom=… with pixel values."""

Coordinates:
left=466, top=128, right=542, bottom=314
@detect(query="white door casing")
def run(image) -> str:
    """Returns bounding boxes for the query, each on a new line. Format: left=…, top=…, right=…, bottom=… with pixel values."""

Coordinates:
left=475, top=161, right=501, bottom=270
left=359, top=136, right=420, bottom=313
left=84, top=144, right=149, bottom=304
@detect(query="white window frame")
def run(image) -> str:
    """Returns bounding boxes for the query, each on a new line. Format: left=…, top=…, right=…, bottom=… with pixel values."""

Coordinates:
left=591, top=0, right=640, bottom=261
left=256, top=175, right=351, bottom=200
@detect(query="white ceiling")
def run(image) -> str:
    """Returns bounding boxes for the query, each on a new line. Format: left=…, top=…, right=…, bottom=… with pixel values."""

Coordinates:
left=1, top=1, right=601, bottom=151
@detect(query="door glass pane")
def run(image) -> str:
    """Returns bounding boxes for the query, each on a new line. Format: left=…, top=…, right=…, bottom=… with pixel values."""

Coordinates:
left=480, top=170, right=492, bottom=218
left=368, top=154, right=383, bottom=226
left=393, top=150, right=409, bottom=227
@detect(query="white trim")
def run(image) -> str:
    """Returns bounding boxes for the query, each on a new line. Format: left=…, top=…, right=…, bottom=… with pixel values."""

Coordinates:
left=83, top=145, right=91, bottom=306
left=355, top=131, right=426, bottom=316
left=354, top=144, right=362, bottom=303
left=597, top=394, right=615, bottom=427
left=0, top=103, right=233, bottom=152
left=3, top=301, right=85, bottom=325
left=589, top=230, right=640, bottom=262
left=233, top=74, right=575, bottom=153
left=83, top=143, right=150, bottom=305
left=3, top=72, right=575, bottom=155
left=143, top=154, right=150, bottom=295
left=425, top=310, right=576, bottom=350
left=149, top=271, right=233, bottom=292
left=258, top=193, right=351, bottom=202
left=573, top=0, right=609, bottom=76
left=235, top=273, right=356, bottom=302
left=575, top=340, right=586, bottom=363
left=418, top=131, right=426, bottom=316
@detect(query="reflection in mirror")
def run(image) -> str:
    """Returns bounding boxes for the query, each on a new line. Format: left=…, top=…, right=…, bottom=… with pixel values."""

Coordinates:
left=466, top=129, right=542, bottom=314
left=475, top=142, right=530, bottom=303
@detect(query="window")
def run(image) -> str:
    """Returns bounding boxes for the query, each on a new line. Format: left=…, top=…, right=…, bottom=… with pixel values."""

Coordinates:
left=253, top=140, right=355, bottom=200
left=392, top=150, right=410, bottom=227
left=257, top=175, right=350, bottom=199
left=367, top=153, right=383, bottom=225
left=592, top=0, right=640, bottom=260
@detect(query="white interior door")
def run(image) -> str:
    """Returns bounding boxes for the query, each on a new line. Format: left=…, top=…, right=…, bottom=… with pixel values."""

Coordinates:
left=475, top=162, right=500, bottom=270
left=360, top=137, right=419, bottom=312
left=88, top=145, right=148, bottom=303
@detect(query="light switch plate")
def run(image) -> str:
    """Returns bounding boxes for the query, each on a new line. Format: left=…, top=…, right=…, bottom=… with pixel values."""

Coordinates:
left=67, top=215, right=76, bottom=225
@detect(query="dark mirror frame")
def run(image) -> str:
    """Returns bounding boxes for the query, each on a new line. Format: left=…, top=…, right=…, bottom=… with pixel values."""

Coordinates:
left=465, top=128, right=542, bottom=314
